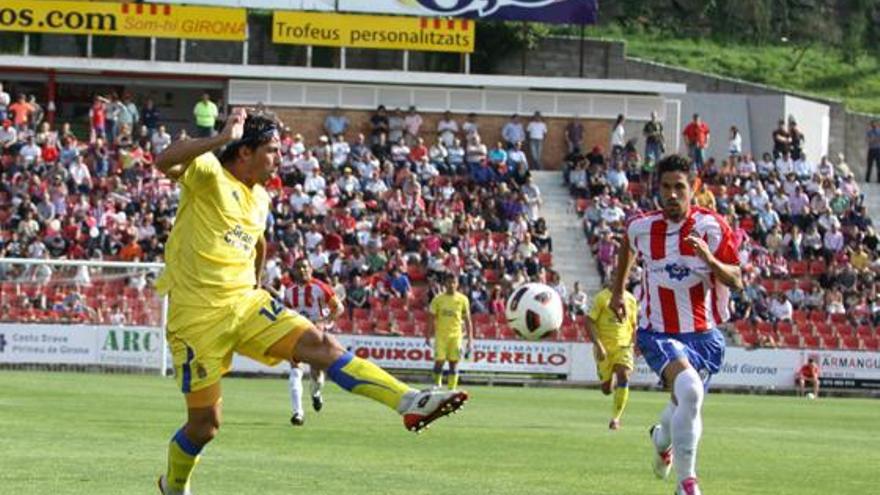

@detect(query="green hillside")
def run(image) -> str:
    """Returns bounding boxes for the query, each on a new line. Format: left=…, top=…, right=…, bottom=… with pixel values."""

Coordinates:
left=612, top=31, right=879, bottom=114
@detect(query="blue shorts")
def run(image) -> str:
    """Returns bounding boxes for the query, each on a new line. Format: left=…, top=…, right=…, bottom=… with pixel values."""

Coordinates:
left=637, top=328, right=725, bottom=386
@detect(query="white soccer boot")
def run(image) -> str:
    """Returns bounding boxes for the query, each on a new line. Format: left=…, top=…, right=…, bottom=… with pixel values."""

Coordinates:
left=649, top=424, right=673, bottom=480
left=399, top=388, right=469, bottom=433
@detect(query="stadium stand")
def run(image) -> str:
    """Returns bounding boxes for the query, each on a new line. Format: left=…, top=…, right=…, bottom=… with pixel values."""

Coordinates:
left=0, top=86, right=568, bottom=339
left=4, top=84, right=879, bottom=351
left=568, top=125, right=880, bottom=351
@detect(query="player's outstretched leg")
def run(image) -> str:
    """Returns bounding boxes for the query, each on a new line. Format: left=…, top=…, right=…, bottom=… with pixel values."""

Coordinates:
left=270, top=328, right=467, bottom=433
left=650, top=402, right=675, bottom=479
left=670, top=366, right=704, bottom=495
left=289, top=365, right=305, bottom=425
left=310, top=368, right=325, bottom=411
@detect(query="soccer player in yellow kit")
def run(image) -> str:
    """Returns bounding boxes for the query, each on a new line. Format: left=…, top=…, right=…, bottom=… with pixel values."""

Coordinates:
left=155, top=109, right=468, bottom=495
left=585, top=280, right=638, bottom=430
left=425, top=274, right=473, bottom=390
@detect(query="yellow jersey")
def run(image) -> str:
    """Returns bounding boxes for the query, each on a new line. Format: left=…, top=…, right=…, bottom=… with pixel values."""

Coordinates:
left=156, top=153, right=270, bottom=308
left=588, top=288, right=638, bottom=348
left=429, top=292, right=470, bottom=337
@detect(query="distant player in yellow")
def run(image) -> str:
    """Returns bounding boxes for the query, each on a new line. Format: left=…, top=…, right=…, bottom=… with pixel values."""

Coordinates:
left=154, top=109, right=468, bottom=495
left=585, top=279, right=638, bottom=430
left=425, top=274, right=473, bottom=390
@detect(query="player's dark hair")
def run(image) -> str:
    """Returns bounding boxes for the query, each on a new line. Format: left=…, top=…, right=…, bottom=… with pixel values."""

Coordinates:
left=218, top=114, right=279, bottom=164
left=657, top=154, right=693, bottom=178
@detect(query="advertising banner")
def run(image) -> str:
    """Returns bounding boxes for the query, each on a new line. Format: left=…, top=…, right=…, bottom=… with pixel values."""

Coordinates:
left=3, top=324, right=879, bottom=390
left=95, top=326, right=164, bottom=368
left=231, top=335, right=571, bottom=375
left=802, top=349, right=880, bottom=390
left=626, top=347, right=803, bottom=389
left=0, top=0, right=247, bottom=41
left=146, top=0, right=334, bottom=9
left=0, top=324, right=95, bottom=365
left=0, top=324, right=162, bottom=368
left=335, top=0, right=599, bottom=25
left=273, top=11, right=474, bottom=53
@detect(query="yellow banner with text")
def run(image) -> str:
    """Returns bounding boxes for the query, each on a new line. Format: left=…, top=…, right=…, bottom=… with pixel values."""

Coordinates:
left=0, top=0, right=246, bottom=41
left=273, top=11, right=474, bottom=53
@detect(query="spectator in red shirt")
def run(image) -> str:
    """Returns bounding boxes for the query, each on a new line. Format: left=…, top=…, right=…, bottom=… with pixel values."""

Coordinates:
left=796, top=358, right=820, bottom=398
left=408, top=136, right=428, bottom=163
left=682, top=113, right=710, bottom=171
left=7, top=93, right=32, bottom=131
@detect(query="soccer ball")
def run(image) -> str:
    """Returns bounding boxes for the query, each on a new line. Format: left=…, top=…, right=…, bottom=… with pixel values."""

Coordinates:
left=806, top=392, right=816, bottom=400
left=505, top=283, right=564, bottom=340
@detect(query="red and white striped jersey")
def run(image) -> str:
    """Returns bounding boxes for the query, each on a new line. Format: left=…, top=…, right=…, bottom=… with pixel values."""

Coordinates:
left=285, top=278, right=337, bottom=322
left=626, top=206, right=740, bottom=334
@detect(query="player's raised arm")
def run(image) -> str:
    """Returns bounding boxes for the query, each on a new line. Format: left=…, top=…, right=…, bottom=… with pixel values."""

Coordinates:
left=156, top=107, right=246, bottom=180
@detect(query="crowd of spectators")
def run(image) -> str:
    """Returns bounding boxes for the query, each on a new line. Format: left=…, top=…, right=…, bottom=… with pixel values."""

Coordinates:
left=569, top=113, right=880, bottom=351
left=0, top=84, right=562, bottom=337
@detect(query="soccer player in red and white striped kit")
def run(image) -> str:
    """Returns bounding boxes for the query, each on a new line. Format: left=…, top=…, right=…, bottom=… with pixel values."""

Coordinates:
left=284, top=257, right=344, bottom=426
left=610, top=154, right=743, bottom=495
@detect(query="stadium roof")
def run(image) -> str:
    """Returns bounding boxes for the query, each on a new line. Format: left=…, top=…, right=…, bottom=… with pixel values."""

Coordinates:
left=0, top=55, right=686, bottom=95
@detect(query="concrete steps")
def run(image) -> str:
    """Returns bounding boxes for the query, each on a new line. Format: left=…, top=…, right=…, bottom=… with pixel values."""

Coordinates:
left=530, top=171, right=603, bottom=295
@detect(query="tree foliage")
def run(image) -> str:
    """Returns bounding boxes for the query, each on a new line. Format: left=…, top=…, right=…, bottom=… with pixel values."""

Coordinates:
left=602, top=0, right=876, bottom=51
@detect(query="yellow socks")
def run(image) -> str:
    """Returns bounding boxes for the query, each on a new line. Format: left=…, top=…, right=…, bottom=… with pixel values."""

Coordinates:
left=327, top=352, right=411, bottom=410
left=433, top=371, right=443, bottom=387
left=448, top=371, right=460, bottom=390
left=166, top=428, right=202, bottom=493
left=612, top=383, right=630, bottom=421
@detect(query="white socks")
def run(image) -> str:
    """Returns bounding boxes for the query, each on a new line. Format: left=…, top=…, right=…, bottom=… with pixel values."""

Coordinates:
left=652, top=401, right=676, bottom=452
left=310, top=368, right=325, bottom=398
left=671, top=367, right=704, bottom=483
left=289, top=366, right=304, bottom=415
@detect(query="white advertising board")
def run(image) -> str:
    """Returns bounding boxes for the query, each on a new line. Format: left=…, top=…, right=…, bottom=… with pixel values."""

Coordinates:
left=232, top=334, right=573, bottom=376
left=0, top=324, right=163, bottom=368
left=3, top=325, right=879, bottom=390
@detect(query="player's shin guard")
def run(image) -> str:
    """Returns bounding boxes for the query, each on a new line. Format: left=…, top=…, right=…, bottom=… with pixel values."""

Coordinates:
left=612, top=382, right=629, bottom=420
left=327, top=351, right=412, bottom=410
left=671, top=368, right=704, bottom=483
left=166, top=428, right=203, bottom=493
left=289, top=367, right=304, bottom=415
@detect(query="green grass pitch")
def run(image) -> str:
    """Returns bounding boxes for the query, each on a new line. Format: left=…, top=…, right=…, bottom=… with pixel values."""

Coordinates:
left=1, top=371, right=877, bottom=494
